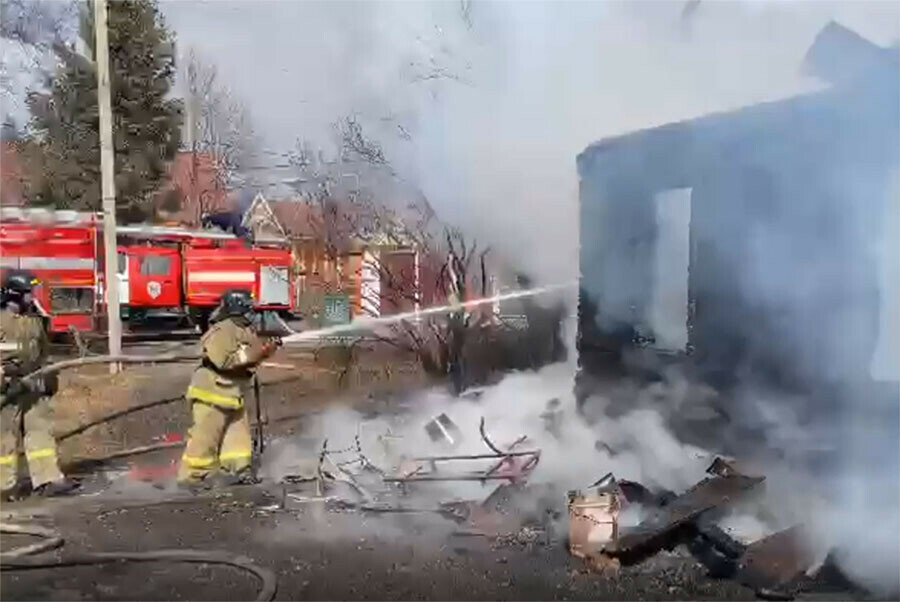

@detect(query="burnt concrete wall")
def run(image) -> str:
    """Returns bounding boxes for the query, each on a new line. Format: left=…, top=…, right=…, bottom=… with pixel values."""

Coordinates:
left=577, top=71, right=899, bottom=393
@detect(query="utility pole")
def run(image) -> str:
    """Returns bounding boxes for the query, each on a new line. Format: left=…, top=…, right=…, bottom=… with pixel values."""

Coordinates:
left=95, top=0, right=122, bottom=372
left=185, top=54, right=199, bottom=222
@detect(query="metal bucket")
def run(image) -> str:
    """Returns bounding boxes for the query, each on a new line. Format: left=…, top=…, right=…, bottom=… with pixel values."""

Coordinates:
left=567, top=489, right=620, bottom=558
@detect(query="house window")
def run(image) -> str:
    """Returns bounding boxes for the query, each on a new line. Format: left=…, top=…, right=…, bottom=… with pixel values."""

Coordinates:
left=140, top=255, right=172, bottom=276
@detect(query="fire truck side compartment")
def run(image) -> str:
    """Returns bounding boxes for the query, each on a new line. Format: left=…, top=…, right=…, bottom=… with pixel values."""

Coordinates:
left=0, top=221, right=98, bottom=333
left=184, top=245, right=293, bottom=309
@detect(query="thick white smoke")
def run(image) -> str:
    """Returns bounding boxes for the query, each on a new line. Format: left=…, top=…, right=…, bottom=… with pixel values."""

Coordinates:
left=164, top=0, right=895, bottom=288
left=161, top=0, right=900, bottom=593
left=262, top=361, right=716, bottom=513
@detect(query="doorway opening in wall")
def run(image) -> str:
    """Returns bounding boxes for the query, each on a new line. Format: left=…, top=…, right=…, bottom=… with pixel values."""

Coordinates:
left=870, top=172, right=899, bottom=382
left=648, top=187, right=692, bottom=353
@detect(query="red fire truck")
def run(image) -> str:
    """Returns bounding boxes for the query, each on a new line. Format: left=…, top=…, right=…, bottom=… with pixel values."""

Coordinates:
left=0, top=210, right=101, bottom=333
left=0, top=208, right=296, bottom=334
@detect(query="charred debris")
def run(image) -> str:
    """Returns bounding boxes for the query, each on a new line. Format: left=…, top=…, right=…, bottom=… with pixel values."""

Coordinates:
left=268, top=409, right=848, bottom=601
left=565, top=457, right=831, bottom=600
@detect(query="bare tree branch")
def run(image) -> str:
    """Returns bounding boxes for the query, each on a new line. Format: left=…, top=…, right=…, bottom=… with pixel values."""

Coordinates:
left=285, top=112, right=508, bottom=393
left=335, top=115, right=388, bottom=167
left=181, top=47, right=258, bottom=199
left=1, top=0, right=75, bottom=122
left=459, top=0, right=474, bottom=30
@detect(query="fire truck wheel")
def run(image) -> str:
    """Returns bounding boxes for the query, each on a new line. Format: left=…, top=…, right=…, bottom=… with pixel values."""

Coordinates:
left=190, top=309, right=211, bottom=333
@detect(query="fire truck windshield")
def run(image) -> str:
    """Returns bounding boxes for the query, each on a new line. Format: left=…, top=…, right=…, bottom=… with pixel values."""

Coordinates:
left=139, top=255, right=173, bottom=276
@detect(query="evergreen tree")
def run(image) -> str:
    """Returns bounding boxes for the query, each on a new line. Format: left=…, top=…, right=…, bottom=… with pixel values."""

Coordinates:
left=26, top=0, right=181, bottom=221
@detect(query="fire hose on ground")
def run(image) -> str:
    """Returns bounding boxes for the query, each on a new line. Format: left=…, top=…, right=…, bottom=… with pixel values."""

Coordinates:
left=17, top=354, right=200, bottom=466
left=15, top=353, right=314, bottom=467
left=19, top=353, right=203, bottom=385
left=4, top=354, right=280, bottom=600
left=0, top=520, right=278, bottom=600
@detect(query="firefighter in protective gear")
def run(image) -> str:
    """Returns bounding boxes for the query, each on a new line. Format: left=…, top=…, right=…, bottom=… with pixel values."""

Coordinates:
left=177, top=289, right=279, bottom=485
left=0, top=271, right=76, bottom=499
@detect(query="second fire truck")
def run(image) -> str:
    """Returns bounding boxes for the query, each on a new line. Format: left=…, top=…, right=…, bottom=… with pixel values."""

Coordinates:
left=0, top=207, right=296, bottom=335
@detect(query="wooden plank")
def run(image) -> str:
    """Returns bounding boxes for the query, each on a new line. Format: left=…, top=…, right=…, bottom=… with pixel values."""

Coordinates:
left=738, top=525, right=814, bottom=595
left=604, top=474, right=764, bottom=556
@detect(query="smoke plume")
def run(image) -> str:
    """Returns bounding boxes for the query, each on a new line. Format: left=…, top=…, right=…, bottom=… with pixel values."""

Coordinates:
left=161, top=0, right=900, bottom=593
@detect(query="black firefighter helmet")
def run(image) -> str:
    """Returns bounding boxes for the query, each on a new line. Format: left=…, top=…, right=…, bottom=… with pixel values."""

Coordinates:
left=210, top=289, right=255, bottom=323
left=1, top=269, right=40, bottom=306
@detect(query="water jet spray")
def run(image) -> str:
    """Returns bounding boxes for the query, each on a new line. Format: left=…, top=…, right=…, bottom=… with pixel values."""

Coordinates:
left=280, top=281, right=576, bottom=344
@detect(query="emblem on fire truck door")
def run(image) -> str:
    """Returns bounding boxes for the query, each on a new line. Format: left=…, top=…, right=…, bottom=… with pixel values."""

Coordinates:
left=147, top=281, right=162, bottom=299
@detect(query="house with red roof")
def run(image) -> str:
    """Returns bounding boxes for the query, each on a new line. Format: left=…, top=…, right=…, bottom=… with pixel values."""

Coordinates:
left=155, top=151, right=236, bottom=226
left=241, top=193, right=438, bottom=322
left=240, top=192, right=509, bottom=325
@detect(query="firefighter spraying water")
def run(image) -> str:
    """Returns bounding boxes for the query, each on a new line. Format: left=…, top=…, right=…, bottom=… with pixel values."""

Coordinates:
left=177, top=289, right=281, bottom=488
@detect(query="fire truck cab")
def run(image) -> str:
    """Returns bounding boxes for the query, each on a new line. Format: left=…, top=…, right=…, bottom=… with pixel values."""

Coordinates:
left=116, top=225, right=294, bottom=331
left=116, top=243, right=183, bottom=327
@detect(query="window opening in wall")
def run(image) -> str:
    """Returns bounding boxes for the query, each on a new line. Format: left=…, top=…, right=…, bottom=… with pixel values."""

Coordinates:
left=648, top=187, right=692, bottom=352
left=871, top=170, right=899, bottom=381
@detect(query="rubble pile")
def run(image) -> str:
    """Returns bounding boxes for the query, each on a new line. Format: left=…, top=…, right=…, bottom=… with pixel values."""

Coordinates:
left=277, top=415, right=542, bottom=524
left=567, top=457, right=833, bottom=600
left=274, top=409, right=849, bottom=601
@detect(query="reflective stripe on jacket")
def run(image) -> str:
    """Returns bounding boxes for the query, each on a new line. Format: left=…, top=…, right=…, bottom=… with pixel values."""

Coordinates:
left=186, top=318, right=265, bottom=409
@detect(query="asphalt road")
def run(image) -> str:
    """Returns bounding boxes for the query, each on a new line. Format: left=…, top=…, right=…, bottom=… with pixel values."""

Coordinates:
left=1, top=482, right=757, bottom=601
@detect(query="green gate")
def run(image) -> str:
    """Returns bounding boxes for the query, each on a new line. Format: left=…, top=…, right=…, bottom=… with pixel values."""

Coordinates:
left=323, top=294, right=351, bottom=325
